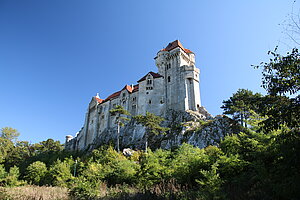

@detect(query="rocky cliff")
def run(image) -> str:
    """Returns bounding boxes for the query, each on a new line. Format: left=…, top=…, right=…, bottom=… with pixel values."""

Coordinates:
left=65, top=109, right=240, bottom=152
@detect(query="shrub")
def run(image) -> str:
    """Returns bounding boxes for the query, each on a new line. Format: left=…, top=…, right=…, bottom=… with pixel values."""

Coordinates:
left=48, top=159, right=73, bottom=187
left=25, top=161, right=47, bottom=185
left=138, top=149, right=172, bottom=189
left=171, top=143, right=210, bottom=187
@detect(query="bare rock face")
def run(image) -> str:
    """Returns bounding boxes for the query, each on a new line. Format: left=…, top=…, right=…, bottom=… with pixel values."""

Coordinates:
left=158, top=115, right=239, bottom=149
left=67, top=109, right=239, bottom=152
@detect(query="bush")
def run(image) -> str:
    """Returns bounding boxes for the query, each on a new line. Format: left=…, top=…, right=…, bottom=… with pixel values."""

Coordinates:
left=5, top=166, right=24, bottom=187
left=69, top=177, right=104, bottom=199
left=138, top=149, right=172, bottom=189
left=48, top=159, right=73, bottom=187
left=171, top=143, right=210, bottom=186
left=25, top=161, right=47, bottom=185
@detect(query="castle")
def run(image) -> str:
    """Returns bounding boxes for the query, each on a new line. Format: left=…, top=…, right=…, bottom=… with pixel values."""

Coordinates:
left=65, top=40, right=209, bottom=151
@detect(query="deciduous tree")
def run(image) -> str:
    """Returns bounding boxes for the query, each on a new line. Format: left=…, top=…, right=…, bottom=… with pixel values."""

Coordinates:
left=1, top=127, right=19, bottom=143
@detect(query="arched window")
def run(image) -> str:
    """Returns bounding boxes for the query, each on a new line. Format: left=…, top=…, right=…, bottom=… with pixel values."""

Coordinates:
left=168, top=76, right=171, bottom=82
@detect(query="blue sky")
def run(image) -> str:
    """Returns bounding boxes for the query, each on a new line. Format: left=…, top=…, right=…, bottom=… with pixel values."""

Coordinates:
left=0, top=0, right=298, bottom=143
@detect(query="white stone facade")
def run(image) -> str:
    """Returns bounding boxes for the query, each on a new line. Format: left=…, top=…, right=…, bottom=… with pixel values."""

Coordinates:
left=65, top=40, right=205, bottom=151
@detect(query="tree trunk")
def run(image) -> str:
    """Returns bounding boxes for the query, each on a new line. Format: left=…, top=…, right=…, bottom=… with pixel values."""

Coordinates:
left=145, top=130, right=148, bottom=153
left=117, top=122, right=120, bottom=153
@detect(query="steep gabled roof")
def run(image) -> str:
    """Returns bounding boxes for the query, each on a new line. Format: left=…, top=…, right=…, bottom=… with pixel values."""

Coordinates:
left=95, top=97, right=104, bottom=104
left=105, top=91, right=121, bottom=101
left=104, top=85, right=134, bottom=102
left=137, top=71, right=163, bottom=82
left=160, top=40, right=193, bottom=54
left=122, top=85, right=133, bottom=93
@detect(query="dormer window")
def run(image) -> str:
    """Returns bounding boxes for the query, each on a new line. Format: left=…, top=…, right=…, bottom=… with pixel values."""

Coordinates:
left=147, top=79, right=152, bottom=85
left=122, top=93, right=126, bottom=97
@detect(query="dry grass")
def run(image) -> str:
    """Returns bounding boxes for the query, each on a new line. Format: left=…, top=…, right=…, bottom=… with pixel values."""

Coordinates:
left=0, top=185, right=71, bottom=200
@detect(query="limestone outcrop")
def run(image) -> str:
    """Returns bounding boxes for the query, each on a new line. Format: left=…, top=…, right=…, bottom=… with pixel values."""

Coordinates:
left=65, top=109, right=239, bottom=151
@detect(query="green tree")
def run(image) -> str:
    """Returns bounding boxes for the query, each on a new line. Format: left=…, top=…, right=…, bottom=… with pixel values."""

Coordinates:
left=138, top=149, right=172, bottom=189
left=109, top=105, right=130, bottom=152
left=133, top=112, right=169, bottom=153
left=48, top=158, right=74, bottom=187
left=258, top=48, right=300, bottom=96
left=0, top=164, right=7, bottom=185
left=5, top=166, right=21, bottom=186
left=1, top=127, right=20, bottom=143
left=0, top=137, right=13, bottom=163
left=255, top=48, right=300, bottom=131
left=196, top=163, right=224, bottom=199
left=25, top=161, right=47, bottom=185
left=5, top=141, right=32, bottom=169
left=221, top=89, right=263, bottom=127
left=38, top=139, right=63, bottom=152
left=171, top=143, right=210, bottom=186
left=89, top=146, right=139, bottom=185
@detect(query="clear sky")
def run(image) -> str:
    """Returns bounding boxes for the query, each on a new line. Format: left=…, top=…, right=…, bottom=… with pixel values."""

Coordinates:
left=0, top=0, right=298, bottom=143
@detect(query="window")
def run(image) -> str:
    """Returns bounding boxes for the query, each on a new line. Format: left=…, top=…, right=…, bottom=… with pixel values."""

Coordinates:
left=146, top=87, right=153, bottom=90
left=148, top=100, right=152, bottom=104
left=160, top=97, right=164, bottom=104
left=167, top=63, right=171, bottom=69
left=122, top=93, right=126, bottom=97
left=168, top=76, right=171, bottom=82
left=147, top=79, right=152, bottom=85
left=132, top=97, right=136, bottom=102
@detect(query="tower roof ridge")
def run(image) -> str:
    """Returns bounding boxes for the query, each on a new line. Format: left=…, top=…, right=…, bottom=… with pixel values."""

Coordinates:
left=160, top=40, right=193, bottom=54
left=137, top=71, right=163, bottom=82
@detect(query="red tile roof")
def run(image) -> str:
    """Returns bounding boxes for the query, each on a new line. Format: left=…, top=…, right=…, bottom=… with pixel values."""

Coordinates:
left=137, top=71, right=163, bottom=82
left=105, top=91, right=121, bottom=101
left=160, top=40, right=193, bottom=54
left=104, top=85, right=135, bottom=102
left=122, top=85, right=133, bottom=93
left=95, top=97, right=104, bottom=104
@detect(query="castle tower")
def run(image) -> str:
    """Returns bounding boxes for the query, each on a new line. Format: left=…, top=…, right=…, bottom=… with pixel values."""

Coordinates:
left=155, top=40, right=201, bottom=112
